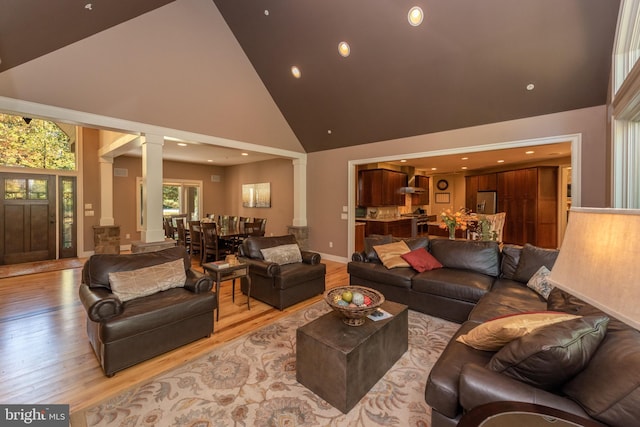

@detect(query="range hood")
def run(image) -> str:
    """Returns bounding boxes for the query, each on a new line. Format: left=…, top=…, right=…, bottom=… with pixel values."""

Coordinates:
left=399, top=186, right=426, bottom=194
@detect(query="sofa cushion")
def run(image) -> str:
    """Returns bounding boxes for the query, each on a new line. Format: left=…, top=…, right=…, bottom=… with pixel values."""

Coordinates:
left=562, top=319, right=640, bottom=427
left=526, top=266, right=554, bottom=299
left=456, top=311, right=580, bottom=351
left=413, top=268, right=494, bottom=304
left=401, top=247, right=442, bottom=272
left=374, top=240, right=411, bottom=269
left=500, top=244, right=522, bottom=280
left=260, top=243, right=302, bottom=265
left=430, top=239, right=501, bottom=277
left=363, top=234, right=393, bottom=262
left=488, top=315, right=609, bottom=391
left=243, top=235, right=298, bottom=260
left=469, top=279, right=546, bottom=322
left=108, top=259, right=186, bottom=302
left=513, top=243, right=559, bottom=283
left=401, top=236, right=430, bottom=251
left=273, top=262, right=327, bottom=290
left=347, top=261, right=415, bottom=289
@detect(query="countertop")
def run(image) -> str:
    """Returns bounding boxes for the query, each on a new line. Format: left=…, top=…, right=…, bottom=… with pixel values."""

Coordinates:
left=355, top=217, right=414, bottom=222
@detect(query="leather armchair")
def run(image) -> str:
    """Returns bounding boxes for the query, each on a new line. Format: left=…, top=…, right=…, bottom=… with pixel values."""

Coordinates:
left=238, top=235, right=326, bottom=310
left=78, top=246, right=216, bottom=377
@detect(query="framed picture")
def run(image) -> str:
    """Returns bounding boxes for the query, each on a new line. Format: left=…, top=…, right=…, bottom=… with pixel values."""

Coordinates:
left=242, top=182, right=271, bottom=208
left=435, top=192, right=450, bottom=204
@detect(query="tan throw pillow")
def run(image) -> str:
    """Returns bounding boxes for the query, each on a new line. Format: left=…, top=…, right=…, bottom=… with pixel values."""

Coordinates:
left=109, top=258, right=186, bottom=302
left=260, top=243, right=302, bottom=265
left=456, top=311, right=581, bottom=351
left=373, top=240, right=411, bottom=269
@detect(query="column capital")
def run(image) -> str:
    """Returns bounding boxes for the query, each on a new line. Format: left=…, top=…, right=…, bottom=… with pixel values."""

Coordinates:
left=98, top=156, right=113, bottom=164
left=142, top=134, right=165, bottom=146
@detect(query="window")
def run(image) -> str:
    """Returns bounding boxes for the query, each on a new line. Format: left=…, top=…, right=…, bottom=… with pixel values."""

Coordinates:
left=612, top=0, right=640, bottom=208
left=0, top=113, right=76, bottom=171
left=4, top=178, right=48, bottom=200
left=136, top=178, right=202, bottom=230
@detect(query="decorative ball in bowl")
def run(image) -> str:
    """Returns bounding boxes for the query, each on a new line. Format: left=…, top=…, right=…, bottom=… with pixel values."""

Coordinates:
left=324, top=286, right=385, bottom=326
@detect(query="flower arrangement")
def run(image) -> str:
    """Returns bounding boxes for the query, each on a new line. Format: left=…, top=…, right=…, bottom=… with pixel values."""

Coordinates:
left=440, top=208, right=470, bottom=239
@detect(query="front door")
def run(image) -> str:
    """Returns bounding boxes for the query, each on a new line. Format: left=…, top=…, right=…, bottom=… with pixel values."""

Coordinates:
left=0, top=173, right=56, bottom=264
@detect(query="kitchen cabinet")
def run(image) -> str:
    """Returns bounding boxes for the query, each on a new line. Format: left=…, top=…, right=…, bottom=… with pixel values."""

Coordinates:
left=358, top=169, right=407, bottom=206
left=465, top=173, right=497, bottom=211
left=355, top=222, right=366, bottom=252
left=497, top=167, right=558, bottom=248
left=365, top=218, right=413, bottom=238
left=411, top=175, right=430, bottom=205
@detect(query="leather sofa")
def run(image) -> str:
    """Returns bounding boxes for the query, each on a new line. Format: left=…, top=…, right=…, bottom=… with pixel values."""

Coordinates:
left=348, top=237, right=640, bottom=427
left=238, top=234, right=326, bottom=310
left=79, top=246, right=216, bottom=377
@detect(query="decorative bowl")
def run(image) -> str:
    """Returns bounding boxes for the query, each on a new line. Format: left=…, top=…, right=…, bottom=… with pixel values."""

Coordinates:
left=324, top=286, right=385, bottom=326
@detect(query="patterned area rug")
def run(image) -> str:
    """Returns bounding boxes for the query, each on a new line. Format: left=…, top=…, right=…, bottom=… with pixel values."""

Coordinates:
left=71, top=301, right=458, bottom=427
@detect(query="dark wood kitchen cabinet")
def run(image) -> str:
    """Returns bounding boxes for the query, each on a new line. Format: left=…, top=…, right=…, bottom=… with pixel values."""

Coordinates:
left=411, top=175, right=430, bottom=205
left=358, top=169, right=407, bottom=206
left=465, top=173, right=497, bottom=211
left=365, top=219, right=413, bottom=238
left=497, top=167, right=558, bottom=248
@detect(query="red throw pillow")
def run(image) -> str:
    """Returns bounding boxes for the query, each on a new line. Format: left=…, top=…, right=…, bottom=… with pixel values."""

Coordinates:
left=400, top=247, right=443, bottom=272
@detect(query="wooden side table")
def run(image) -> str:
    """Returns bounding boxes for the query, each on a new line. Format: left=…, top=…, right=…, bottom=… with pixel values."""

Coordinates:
left=202, top=262, right=251, bottom=321
left=458, top=402, right=606, bottom=427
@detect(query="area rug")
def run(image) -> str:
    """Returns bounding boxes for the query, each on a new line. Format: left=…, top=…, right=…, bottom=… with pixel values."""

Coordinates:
left=71, top=302, right=458, bottom=427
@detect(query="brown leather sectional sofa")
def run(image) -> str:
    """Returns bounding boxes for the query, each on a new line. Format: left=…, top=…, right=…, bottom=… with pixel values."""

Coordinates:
left=79, top=246, right=216, bottom=377
left=348, top=237, right=640, bottom=427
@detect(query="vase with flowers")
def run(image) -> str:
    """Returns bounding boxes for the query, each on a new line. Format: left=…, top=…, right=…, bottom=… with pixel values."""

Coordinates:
left=440, top=208, right=470, bottom=240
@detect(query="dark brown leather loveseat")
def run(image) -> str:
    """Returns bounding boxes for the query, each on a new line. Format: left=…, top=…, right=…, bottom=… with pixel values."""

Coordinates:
left=238, top=234, right=326, bottom=310
left=79, top=246, right=216, bottom=377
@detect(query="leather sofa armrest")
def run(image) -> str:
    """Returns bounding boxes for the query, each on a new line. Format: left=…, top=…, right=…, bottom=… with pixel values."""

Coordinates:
left=78, top=283, right=123, bottom=322
left=301, top=250, right=320, bottom=265
left=352, top=252, right=366, bottom=262
left=239, top=257, right=281, bottom=277
left=184, top=269, right=213, bottom=293
left=459, top=363, right=589, bottom=418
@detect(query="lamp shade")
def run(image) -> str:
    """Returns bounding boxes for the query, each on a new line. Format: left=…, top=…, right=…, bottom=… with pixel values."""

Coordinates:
left=548, top=207, right=640, bottom=330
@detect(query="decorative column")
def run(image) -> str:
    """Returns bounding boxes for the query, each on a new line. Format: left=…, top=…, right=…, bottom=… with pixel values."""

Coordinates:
left=289, top=157, right=309, bottom=248
left=140, top=134, right=165, bottom=243
left=98, top=157, right=115, bottom=226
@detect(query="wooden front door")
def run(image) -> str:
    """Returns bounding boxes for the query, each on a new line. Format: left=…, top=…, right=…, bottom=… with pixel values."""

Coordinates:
left=0, top=173, right=56, bottom=264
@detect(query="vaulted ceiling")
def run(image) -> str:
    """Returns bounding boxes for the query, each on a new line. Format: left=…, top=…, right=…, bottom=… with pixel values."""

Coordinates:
left=0, top=0, right=621, bottom=155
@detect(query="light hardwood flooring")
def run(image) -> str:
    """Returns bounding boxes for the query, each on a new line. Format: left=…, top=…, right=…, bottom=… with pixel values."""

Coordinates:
left=0, top=256, right=347, bottom=413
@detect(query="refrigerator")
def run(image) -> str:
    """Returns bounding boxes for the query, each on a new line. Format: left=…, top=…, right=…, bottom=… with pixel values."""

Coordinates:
left=476, top=191, right=497, bottom=214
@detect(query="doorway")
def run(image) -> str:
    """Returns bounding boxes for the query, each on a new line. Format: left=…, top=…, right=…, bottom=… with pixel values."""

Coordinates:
left=0, top=173, right=77, bottom=264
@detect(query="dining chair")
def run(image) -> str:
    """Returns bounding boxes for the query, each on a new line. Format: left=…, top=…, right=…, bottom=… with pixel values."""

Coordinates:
left=164, top=217, right=176, bottom=239
left=254, top=218, right=267, bottom=236
left=176, top=219, right=189, bottom=249
left=201, top=222, right=232, bottom=264
left=188, top=220, right=201, bottom=255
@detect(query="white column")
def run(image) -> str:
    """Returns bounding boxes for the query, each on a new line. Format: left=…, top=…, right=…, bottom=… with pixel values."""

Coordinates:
left=141, top=134, right=166, bottom=243
left=292, top=157, right=308, bottom=226
left=99, top=157, right=115, bottom=226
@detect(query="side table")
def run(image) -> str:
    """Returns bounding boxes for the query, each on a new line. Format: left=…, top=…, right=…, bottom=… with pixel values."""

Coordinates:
left=202, top=262, right=251, bottom=321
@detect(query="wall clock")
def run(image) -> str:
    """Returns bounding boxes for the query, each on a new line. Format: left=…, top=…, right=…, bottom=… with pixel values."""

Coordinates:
left=437, top=179, right=449, bottom=190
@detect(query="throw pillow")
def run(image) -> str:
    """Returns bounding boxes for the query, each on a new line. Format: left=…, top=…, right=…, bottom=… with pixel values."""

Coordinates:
left=488, top=315, right=609, bottom=391
left=109, top=258, right=186, bottom=302
left=513, top=243, right=559, bottom=283
left=401, top=247, right=443, bottom=272
left=373, top=240, right=411, bottom=269
left=260, top=243, right=302, bottom=265
left=527, top=266, right=554, bottom=299
left=547, top=288, right=587, bottom=314
left=456, top=311, right=581, bottom=351
left=363, top=234, right=393, bottom=262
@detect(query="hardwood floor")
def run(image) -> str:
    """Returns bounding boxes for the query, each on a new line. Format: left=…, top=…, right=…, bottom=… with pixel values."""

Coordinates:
left=0, top=256, right=348, bottom=413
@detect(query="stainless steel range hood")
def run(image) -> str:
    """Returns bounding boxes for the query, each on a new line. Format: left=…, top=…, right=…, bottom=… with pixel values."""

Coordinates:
left=399, top=186, right=426, bottom=194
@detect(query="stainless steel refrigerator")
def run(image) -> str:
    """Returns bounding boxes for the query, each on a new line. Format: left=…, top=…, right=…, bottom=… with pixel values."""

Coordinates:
left=476, top=191, right=497, bottom=214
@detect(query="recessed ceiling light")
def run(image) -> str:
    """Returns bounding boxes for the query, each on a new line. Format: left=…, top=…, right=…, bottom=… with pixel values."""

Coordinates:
left=461, top=157, right=469, bottom=160
left=177, top=142, right=187, bottom=147
left=264, top=10, right=269, bottom=16
left=526, top=83, right=535, bottom=91
left=85, top=3, right=92, bottom=10
left=431, top=167, right=437, bottom=171
left=207, top=159, right=213, bottom=162
left=408, top=6, right=424, bottom=26
left=327, top=130, right=332, bottom=134
left=400, top=159, right=407, bottom=163
left=461, top=166, right=468, bottom=170
left=497, top=160, right=505, bottom=163
left=525, top=150, right=535, bottom=154
left=241, top=152, right=249, bottom=156
left=291, top=66, right=301, bottom=79
left=338, top=42, right=350, bottom=57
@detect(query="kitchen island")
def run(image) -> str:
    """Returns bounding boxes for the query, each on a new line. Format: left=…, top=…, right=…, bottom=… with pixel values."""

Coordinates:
left=359, top=217, right=415, bottom=238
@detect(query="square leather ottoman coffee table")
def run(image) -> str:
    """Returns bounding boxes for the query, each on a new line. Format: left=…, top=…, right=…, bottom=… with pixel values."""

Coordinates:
left=296, top=300, right=408, bottom=413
